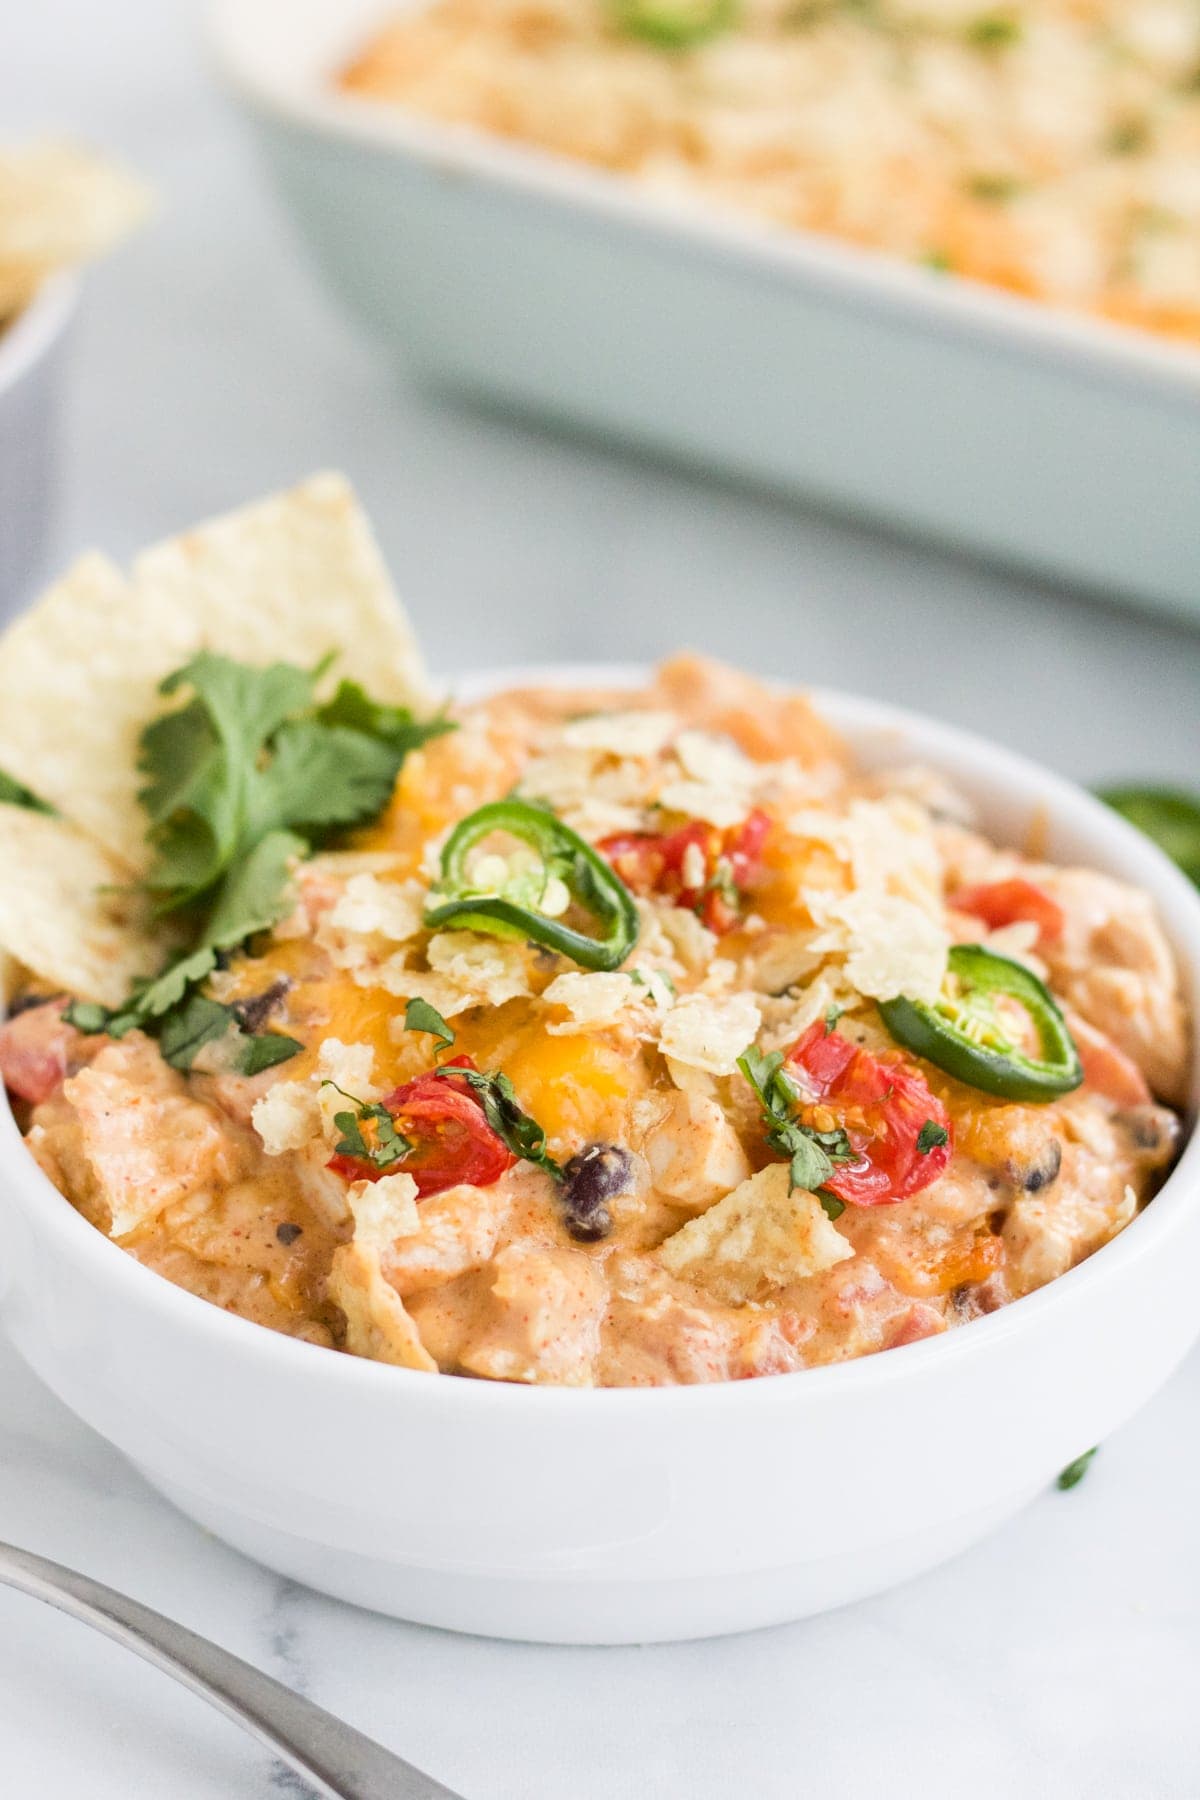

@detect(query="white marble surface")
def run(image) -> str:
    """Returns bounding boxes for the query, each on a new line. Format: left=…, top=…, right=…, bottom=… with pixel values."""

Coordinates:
left=3, top=3, right=1200, bottom=1796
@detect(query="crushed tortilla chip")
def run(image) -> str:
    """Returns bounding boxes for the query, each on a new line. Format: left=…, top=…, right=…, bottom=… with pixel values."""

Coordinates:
left=0, top=803, right=164, bottom=1006
left=0, top=476, right=432, bottom=868
left=0, top=138, right=150, bottom=318
left=658, top=1162, right=852, bottom=1304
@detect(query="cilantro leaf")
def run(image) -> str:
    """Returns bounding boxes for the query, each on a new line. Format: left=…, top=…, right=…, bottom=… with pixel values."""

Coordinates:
left=316, top=680, right=456, bottom=759
left=0, top=769, right=55, bottom=814
left=325, top=1085, right=412, bottom=1171
left=434, top=1065, right=562, bottom=1182
left=403, top=997, right=455, bottom=1052
left=244, top=722, right=402, bottom=841
left=203, top=828, right=307, bottom=951
left=917, top=1119, right=949, bottom=1154
left=1057, top=1447, right=1098, bottom=1492
left=737, top=1044, right=857, bottom=1207
left=71, top=650, right=455, bottom=1071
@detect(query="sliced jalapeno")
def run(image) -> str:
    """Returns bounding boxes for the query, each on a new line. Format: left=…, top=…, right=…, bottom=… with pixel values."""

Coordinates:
left=879, top=945, right=1082, bottom=1104
left=424, top=800, right=640, bottom=973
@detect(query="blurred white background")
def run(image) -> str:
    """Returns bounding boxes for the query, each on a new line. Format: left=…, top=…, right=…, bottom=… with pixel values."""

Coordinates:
left=1, top=4, right=1199, bottom=1799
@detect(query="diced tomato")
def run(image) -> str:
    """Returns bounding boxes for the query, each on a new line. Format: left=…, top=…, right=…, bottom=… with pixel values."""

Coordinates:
left=600, top=807, right=770, bottom=933
left=785, top=1021, right=953, bottom=1206
left=0, top=999, right=73, bottom=1105
left=951, top=878, right=1065, bottom=943
left=328, top=1055, right=515, bottom=1198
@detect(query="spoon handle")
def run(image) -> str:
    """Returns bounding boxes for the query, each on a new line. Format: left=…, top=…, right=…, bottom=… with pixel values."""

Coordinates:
left=0, top=1540, right=463, bottom=1800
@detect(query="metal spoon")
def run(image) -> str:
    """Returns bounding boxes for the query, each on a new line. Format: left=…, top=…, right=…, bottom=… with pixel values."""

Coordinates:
left=0, top=1539, right=464, bottom=1799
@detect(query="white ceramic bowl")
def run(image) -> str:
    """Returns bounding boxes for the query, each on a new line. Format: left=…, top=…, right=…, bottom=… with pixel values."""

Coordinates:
left=209, top=0, right=1200, bottom=621
left=1, top=669, right=1197, bottom=1645
left=0, top=276, right=75, bottom=617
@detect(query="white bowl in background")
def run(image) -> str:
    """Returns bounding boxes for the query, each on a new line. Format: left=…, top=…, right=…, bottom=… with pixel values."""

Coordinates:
left=0, top=669, right=1197, bottom=1645
left=208, top=0, right=1200, bottom=622
left=0, top=276, right=75, bottom=617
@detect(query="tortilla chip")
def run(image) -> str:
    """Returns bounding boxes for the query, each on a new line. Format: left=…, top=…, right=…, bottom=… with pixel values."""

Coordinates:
left=0, top=805, right=164, bottom=1007
left=327, top=1240, right=438, bottom=1372
left=0, top=474, right=433, bottom=868
left=0, top=139, right=151, bottom=318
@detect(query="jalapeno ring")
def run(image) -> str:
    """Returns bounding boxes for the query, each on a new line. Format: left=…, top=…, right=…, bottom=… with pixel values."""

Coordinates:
left=424, top=799, right=640, bottom=972
left=879, top=945, right=1083, bottom=1104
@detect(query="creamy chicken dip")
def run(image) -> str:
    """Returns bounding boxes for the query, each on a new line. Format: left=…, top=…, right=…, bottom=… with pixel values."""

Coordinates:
left=0, top=481, right=1188, bottom=1386
left=339, top=0, right=1200, bottom=348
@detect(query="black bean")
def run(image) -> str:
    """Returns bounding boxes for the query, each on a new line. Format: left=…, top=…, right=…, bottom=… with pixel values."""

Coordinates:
left=234, top=978, right=292, bottom=1037
left=560, top=1144, right=635, bottom=1244
left=1114, top=1109, right=1163, bottom=1152
left=1007, top=1139, right=1062, bottom=1192
left=8, top=992, right=63, bottom=1017
left=275, top=1222, right=303, bottom=1247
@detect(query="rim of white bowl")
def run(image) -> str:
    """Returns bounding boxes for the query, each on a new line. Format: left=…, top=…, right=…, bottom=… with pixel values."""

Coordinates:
left=0, top=275, right=77, bottom=400
left=206, top=0, right=1200, bottom=407
left=3, top=667, right=1198, bottom=1411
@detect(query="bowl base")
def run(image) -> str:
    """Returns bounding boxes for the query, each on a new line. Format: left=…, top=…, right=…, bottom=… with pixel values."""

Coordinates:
left=140, top=1467, right=1041, bottom=1645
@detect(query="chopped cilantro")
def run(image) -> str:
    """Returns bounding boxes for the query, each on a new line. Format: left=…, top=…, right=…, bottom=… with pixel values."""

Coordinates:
left=433, top=1065, right=562, bottom=1183
left=403, top=997, right=455, bottom=1052
left=737, top=1044, right=856, bottom=1219
left=1057, top=1447, right=1098, bottom=1491
left=0, top=770, right=55, bottom=814
left=966, top=12, right=1020, bottom=48
left=323, top=1082, right=412, bottom=1172
left=917, top=1119, right=950, bottom=1154
left=823, top=1004, right=843, bottom=1035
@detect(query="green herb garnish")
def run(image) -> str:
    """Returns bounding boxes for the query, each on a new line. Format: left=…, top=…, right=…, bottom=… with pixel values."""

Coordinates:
left=917, top=1119, right=950, bottom=1154
left=611, top=0, right=738, bottom=50
left=0, top=769, right=55, bottom=814
left=65, top=653, right=452, bottom=1070
left=737, top=1044, right=856, bottom=1220
left=433, top=1065, right=563, bottom=1183
left=1057, top=1447, right=1098, bottom=1491
left=966, top=12, right=1020, bottom=48
left=403, top=997, right=455, bottom=1052
left=324, top=1082, right=412, bottom=1172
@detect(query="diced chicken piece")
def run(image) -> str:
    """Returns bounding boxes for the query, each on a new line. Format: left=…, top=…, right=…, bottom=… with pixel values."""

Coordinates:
left=326, top=1241, right=437, bottom=1372
left=0, top=999, right=76, bottom=1104
left=385, top=1173, right=517, bottom=1297
left=456, top=1243, right=608, bottom=1387
left=641, top=1089, right=751, bottom=1215
left=658, top=1163, right=852, bottom=1305
left=37, top=1037, right=251, bottom=1240
left=1038, top=868, right=1188, bottom=1105
left=599, top=1288, right=804, bottom=1386
left=1001, top=1091, right=1176, bottom=1297
left=883, top=1302, right=949, bottom=1349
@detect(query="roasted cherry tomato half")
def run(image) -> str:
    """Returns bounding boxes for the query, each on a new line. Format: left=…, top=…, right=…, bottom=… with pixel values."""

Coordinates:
left=600, top=807, right=770, bottom=934
left=329, top=1056, right=516, bottom=1198
left=785, top=1020, right=954, bottom=1206
left=951, top=878, right=1065, bottom=943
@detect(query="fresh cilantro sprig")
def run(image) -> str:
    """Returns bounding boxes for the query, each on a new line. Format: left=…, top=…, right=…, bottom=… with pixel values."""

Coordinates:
left=432, top=1063, right=563, bottom=1184
left=323, top=1082, right=412, bottom=1173
left=737, top=1044, right=856, bottom=1222
left=65, top=653, right=453, bottom=1071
